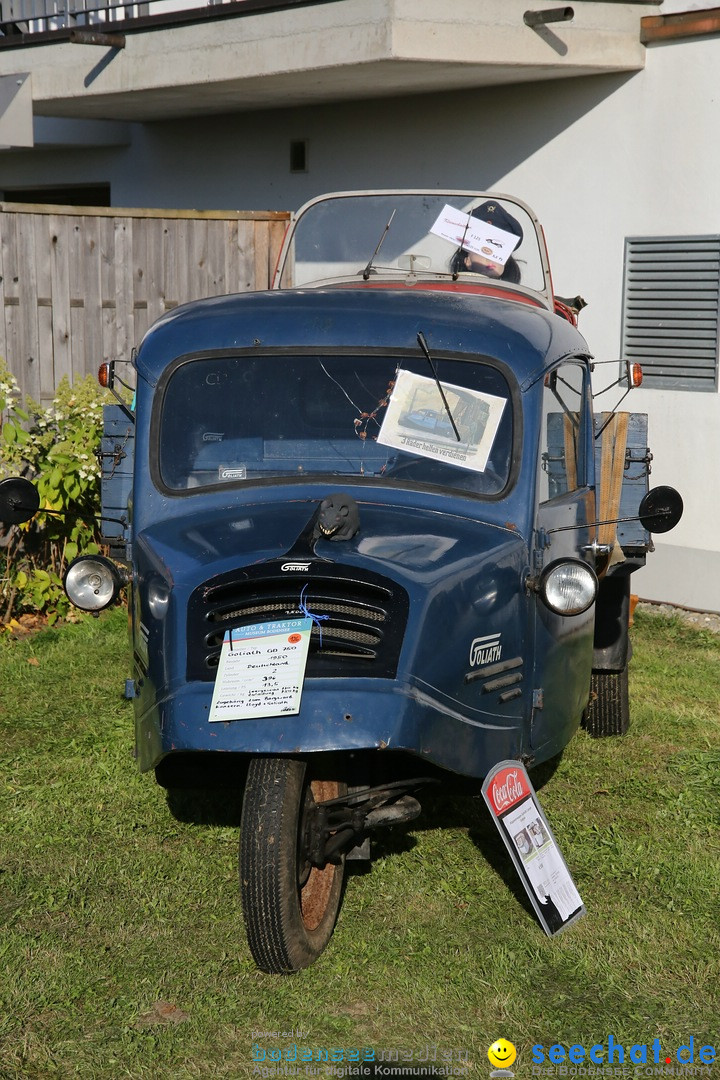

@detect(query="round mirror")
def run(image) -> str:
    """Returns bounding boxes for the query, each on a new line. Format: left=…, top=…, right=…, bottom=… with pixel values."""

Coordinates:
left=639, top=486, right=683, bottom=534
left=0, top=477, right=40, bottom=525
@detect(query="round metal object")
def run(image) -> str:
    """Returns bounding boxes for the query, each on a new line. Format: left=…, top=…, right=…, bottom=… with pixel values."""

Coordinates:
left=539, top=558, right=598, bottom=616
left=639, top=486, right=683, bottom=534
left=0, top=477, right=40, bottom=525
left=64, top=555, right=122, bottom=612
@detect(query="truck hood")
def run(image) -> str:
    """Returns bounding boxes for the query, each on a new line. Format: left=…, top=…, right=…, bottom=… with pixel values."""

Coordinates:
left=134, top=495, right=527, bottom=590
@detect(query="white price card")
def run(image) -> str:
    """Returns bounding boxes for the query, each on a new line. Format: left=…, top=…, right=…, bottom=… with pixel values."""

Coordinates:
left=430, top=204, right=521, bottom=266
left=482, top=759, right=585, bottom=936
left=208, top=618, right=312, bottom=722
left=377, top=368, right=506, bottom=473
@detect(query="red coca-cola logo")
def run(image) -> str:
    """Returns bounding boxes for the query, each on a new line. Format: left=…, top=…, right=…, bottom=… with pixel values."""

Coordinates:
left=489, top=767, right=530, bottom=815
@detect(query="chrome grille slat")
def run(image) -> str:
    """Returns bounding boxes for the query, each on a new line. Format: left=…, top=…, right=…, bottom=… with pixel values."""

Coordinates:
left=210, top=599, right=386, bottom=623
left=206, top=622, right=381, bottom=650
left=187, top=568, right=408, bottom=681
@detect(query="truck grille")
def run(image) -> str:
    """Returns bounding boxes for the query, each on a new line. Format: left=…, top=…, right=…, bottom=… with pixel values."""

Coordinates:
left=187, top=566, right=408, bottom=681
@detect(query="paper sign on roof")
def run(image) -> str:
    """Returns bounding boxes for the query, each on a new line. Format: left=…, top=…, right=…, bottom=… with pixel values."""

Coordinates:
left=430, top=204, right=521, bottom=267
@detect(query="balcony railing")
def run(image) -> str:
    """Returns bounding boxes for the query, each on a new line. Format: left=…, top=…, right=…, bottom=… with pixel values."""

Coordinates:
left=0, top=0, right=306, bottom=41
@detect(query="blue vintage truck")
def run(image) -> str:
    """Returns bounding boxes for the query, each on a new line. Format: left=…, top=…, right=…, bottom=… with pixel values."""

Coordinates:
left=1, top=190, right=682, bottom=972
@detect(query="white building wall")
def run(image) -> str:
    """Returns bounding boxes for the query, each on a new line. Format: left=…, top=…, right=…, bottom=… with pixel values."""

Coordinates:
left=485, top=36, right=720, bottom=612
left=1, top=29, right=717, bottom=607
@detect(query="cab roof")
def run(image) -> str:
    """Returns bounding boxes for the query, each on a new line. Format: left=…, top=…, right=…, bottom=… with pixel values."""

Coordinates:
left=134, top=285, right=589, bottom=389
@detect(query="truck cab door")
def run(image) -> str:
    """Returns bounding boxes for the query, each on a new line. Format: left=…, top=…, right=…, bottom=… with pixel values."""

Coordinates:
left=530, top=359, right=596, bottom=760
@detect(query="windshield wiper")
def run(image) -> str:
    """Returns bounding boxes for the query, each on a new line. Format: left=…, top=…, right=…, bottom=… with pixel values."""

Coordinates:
left=416, top=331, right=461, bottom=442
left=452, top=209, right=473, bottom=280
left=362, top=209, right=396, bottom=280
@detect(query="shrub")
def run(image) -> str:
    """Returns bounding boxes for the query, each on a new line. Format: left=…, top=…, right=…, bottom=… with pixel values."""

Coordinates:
left=0, top=360, right=110, bottom=626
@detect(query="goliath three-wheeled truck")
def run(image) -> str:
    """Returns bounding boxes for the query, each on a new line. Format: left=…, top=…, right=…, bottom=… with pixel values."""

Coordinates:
left=1, top=191, right=682, bottom=973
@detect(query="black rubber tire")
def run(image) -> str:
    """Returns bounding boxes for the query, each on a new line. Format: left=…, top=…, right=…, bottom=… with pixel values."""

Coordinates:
left=582, top=665, right=630, bottom=738
left=239, top=757, right=345, bottom=974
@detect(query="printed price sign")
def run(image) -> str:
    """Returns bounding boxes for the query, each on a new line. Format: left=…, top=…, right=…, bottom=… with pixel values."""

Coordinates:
left=208, top=618, right=312, bottom=722
left=377, top=369, right=506, bottom=473
left=482, top=759, right=585, bottom=935
left=430, top=204, right=521, bottom=266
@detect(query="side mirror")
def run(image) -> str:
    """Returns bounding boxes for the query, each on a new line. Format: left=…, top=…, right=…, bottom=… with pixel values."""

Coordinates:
left=591, top=360, right=643, bottom=413
left=0, top=477, right=40, bottom=525
left=548, top=484, right=683, bottom=540
left=638, top=486, right=683, bottom=534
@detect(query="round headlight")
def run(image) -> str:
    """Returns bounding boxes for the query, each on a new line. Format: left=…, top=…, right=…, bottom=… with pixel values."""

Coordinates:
left=538, top=559, right=597, bottom=616
left=64, top=555, right=123, bottom=612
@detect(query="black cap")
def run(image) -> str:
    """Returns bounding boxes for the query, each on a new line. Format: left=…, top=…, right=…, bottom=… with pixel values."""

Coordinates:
left=471, top=201, right=523, bottom=244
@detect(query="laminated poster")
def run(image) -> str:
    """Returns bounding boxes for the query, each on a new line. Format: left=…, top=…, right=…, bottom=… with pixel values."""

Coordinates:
left=482, top=759, right=585, bottom=935
left=208, top=618, right=312, bottom=722
left=377, top=368, right=506, bottom=473
left=430, top=203, right=521, bottom=266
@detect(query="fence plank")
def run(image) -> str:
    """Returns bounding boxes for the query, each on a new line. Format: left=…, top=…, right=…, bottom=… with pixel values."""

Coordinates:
left=34, top=213, right=54, bottom=402
left=99, top=215, right=116, bottom=365
left=0, top=212, right=7, bottom=370
left=253, top=220, right=270, bottom=291
left=132, top=215, right=149, bottom=345
left=48, top=213, right=73, bottom=391
left=144, top=216, right=165, bottom=329
left=1, top=214, right=20, bottom=392
left=236, top=219, right=255, bottom=291
left=17, top=213, right=40, bottom=402
left=114, top=217, right=133, bottom=362
left=0, top=205, right=289, bottom=397
left=206, top=219, right=226, bottom=299
left=82, top=215, right=105, bottom=379
left=68, top=217, right=86, bottom=386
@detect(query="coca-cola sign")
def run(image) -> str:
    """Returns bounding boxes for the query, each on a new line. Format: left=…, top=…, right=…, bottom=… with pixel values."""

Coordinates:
left=488, top=766, right=530, bottom=815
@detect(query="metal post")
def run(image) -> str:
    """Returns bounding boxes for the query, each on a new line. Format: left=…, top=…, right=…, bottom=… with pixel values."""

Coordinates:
left=524, top=7, right=574, bottom=27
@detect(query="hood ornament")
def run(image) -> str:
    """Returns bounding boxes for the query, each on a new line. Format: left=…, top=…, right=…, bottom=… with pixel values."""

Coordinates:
left=313, top=493, right=360, bottom=542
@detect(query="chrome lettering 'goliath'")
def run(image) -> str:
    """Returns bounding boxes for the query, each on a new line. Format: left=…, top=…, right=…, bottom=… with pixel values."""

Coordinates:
left=469, top=633, right=502, bottom=667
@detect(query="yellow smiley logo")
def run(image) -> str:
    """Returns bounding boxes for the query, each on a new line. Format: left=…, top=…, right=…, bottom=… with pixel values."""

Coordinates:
left=488, top=1039, right=517, bottom=1070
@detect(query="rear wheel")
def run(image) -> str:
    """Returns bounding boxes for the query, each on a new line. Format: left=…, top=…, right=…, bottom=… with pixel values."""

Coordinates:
left=240, top=757, right=345, bottom=973
left=582, top=665, right=630, bottom=738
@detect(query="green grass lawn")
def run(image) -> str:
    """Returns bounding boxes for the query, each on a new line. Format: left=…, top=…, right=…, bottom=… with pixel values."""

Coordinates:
left=0, top=608, right=718, bottom=1078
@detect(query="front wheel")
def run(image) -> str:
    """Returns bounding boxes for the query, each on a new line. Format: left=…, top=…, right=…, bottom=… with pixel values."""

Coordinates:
left=240, top=757, right=345, bottom=973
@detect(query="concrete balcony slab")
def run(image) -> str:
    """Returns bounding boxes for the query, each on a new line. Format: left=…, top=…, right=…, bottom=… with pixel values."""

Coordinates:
left=0, top=0, right=653, bottom=122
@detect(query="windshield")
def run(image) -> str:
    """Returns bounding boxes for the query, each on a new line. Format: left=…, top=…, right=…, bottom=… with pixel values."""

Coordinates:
left=156, top=353, right=516, bottom=498
left=277, top=191, right=549, bottom=297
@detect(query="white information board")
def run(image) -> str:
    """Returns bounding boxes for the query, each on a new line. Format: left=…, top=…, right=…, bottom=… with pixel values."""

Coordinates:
left=208, top=618, right=312, bottom=722
left=377, top=369, right=506, bottom=473
left=430, top=204, right=520, bottom=267
left=482, top=759, right=585, bottom=935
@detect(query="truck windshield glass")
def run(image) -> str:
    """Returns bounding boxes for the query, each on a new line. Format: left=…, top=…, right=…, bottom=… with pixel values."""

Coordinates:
left=157, top=353, right=515, bottom=497
left=277, top=192, right=548, bottom=296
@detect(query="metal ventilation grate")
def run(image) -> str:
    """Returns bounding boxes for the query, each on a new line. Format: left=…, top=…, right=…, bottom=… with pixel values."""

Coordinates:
left=621, top=235, right=720, bottom=392
left=186, top=567, right=409, bottom=682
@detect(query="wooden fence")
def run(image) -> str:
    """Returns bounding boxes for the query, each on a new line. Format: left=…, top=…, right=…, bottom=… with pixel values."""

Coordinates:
left=0, top=203, right=290, bottom=401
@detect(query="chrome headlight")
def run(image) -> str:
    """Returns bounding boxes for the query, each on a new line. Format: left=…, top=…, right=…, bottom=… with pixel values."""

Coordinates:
left=537, top=559, right=598, bottom=616
left=64, top=555, right=123, bottom=612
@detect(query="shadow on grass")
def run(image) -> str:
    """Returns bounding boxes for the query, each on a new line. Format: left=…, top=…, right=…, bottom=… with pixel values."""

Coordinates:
left=165, top=786, right=244, bottom=827
left=162, top=752, right=565, bottom=922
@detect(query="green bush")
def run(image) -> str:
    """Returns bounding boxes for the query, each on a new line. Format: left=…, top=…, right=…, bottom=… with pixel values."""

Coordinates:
left=0, top=360, right=110, bottom=626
